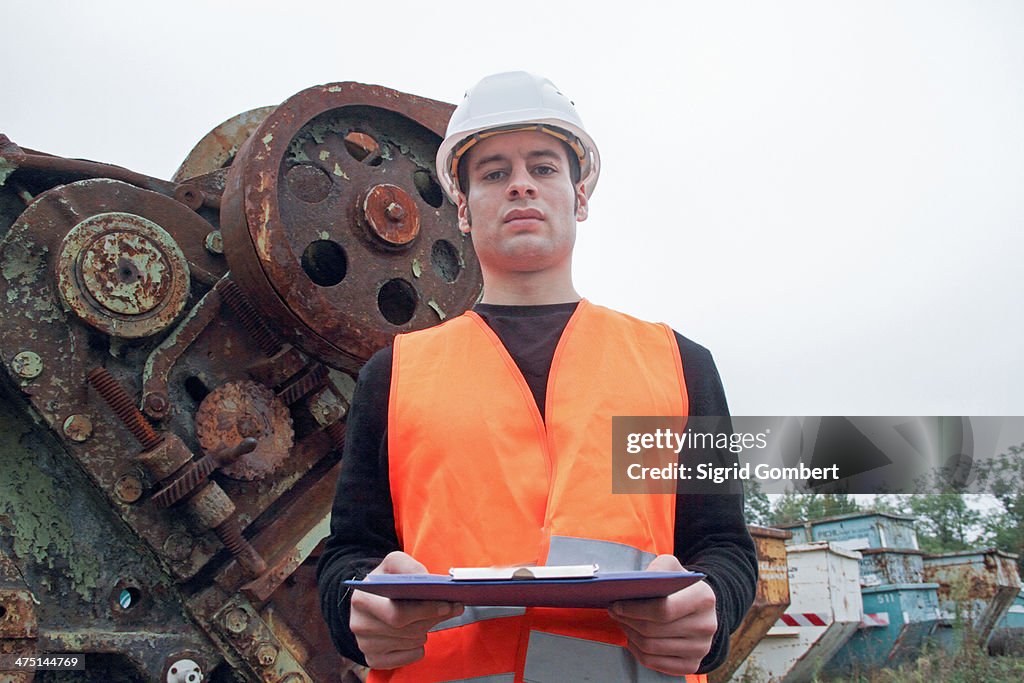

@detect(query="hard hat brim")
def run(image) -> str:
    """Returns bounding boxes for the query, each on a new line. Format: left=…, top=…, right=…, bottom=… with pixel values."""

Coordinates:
left=436, top=120, right=600, bottom=203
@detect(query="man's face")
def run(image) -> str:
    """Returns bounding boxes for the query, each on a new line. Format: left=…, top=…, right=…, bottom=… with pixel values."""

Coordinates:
left=456, top=130, right=588, bottom=276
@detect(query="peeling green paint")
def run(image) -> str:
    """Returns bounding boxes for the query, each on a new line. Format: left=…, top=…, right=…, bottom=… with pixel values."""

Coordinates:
left=286, top=137, right=310, bottom=164
left=332, top=163, right=348, bottom=179
left=31, top=293, right=65, bottom=325
left=1, top=240, right=64, bottom=324
left=1, top=241, right=41, bottom=284
left=427, top=299, right=446, bottom=320
left=0, top=403, right=103, bottom=601
left=262, top=133, right=274, bottom=148
left=411, top=259, right=422, bottom=278
left=318, top=150, right=330, bottom=161
left=306, top=121, right=337, bottom=145
left=0, top=156, right=17, bottom=186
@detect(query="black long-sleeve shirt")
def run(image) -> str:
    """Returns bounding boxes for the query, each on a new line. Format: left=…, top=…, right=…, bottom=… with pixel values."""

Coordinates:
left=317, top=302, right=758, bottom=674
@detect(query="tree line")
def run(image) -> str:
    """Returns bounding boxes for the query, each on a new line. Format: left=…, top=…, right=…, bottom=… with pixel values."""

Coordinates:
left=742, top=444, right=1024, bottom=574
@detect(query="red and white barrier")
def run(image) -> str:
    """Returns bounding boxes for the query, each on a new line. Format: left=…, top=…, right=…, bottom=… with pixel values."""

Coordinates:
left=776, top=611, right=890, bottom=629
left=778, top=612, right=830, bottom=627
left=859, top=612, right=890, bottom=628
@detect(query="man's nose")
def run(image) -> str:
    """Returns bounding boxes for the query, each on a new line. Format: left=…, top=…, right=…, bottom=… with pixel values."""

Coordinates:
left=505, top=164, right=537, bottom=199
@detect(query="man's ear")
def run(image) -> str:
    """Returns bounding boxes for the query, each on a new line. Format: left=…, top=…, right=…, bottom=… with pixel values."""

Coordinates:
left=456, top=192, right=471, bottom=233
left=575, top=183, right=589, bottom=222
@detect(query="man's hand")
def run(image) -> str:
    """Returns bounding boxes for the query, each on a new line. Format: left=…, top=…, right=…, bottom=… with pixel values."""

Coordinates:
left=608, top=554, right=718, bottom=676
left=350, top=551, right=464, bottom=669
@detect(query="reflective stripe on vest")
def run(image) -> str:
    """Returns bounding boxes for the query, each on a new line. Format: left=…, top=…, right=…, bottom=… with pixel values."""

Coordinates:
left=432, top=606, right=528, bottom=632
left=377, top=300, right=700, bottom=683
left=524, top=631, right=702, bottom=683
left=547, top=536, right=657, bottom=572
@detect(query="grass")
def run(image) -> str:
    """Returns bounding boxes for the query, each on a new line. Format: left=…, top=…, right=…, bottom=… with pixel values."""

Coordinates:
left=814, top=631, right=1024, bottom=683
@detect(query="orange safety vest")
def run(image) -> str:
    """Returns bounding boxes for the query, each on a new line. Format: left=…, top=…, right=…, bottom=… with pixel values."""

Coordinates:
left=376, top=300, right=708, bottom=683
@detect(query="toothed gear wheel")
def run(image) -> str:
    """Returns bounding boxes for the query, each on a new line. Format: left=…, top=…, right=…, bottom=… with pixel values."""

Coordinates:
left=194, top=380, right=293, bottom=481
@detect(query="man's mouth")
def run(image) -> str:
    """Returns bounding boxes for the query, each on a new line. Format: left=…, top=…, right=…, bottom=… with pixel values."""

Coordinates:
left=504, top=208, right=545, bottom=223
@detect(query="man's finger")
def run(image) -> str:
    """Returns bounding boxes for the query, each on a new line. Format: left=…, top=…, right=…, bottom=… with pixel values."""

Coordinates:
left=374, top=550, right=429, bottom=575
left=616, top=621, right=695, bottom=657
left=354, top=591, right=463, bottom=630
left=355, top=631, right=429, bottom=652
left=624, top=641, right=703, bottom=678
left=610, top=596, right=676, bottom=623
left=610, top=580, right=715, bottom=623
left=645, top=554, right=684, bottom=572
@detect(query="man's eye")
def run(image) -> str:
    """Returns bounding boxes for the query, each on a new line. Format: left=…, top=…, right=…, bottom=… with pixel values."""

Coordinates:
left=483, top=170, right=506, bottom=181
left=534, top=166, right=555, bottom=176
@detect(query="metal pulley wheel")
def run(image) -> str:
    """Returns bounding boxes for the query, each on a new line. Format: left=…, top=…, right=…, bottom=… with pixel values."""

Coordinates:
left=220, top=82, right=483, bottom=372
left=55, top=210, right=190, bottom=339
left=10, top=179, right=216, bottom=339
left=172, top=106, right=277, bottom=183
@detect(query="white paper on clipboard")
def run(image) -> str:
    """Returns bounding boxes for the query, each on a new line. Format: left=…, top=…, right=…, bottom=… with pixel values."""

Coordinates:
left=449, top=564, right=599, bottom=581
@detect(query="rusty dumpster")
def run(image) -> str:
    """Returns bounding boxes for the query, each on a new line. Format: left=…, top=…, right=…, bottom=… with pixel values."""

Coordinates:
left=827, top=582, right=942, bottom=674
left=710, top=525, right=791, bottom=683
left=777, top=512, right=919, bottom=551
left=859, top=548, right=926, bottom=586
left=989, top=587, right=1024, bottom=656
left=924, top=548, right=1021, bottom=649
left=734, top=541, right=863, bottom=683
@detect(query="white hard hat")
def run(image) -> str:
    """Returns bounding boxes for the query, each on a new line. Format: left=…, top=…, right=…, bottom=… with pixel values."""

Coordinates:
left=435, top=71, right=601, bottom=202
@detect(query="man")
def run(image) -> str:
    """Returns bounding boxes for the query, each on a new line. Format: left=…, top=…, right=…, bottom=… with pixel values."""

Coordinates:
left=318, top=71, right=757, bottom=682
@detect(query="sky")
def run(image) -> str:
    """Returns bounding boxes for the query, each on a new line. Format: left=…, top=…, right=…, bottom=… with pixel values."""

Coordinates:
left=3, top=0, right=1023, bottom=417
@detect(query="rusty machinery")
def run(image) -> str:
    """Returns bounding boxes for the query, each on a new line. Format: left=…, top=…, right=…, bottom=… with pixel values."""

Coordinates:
left=0, top=82, right=482, bottom=681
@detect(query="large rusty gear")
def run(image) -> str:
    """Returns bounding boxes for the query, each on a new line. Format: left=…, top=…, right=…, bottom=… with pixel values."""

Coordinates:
left=221, top=82, right=483, bottom=373
left=172, top=106, right=277, bottom=183
left=194, top=380, right=294, bottom=481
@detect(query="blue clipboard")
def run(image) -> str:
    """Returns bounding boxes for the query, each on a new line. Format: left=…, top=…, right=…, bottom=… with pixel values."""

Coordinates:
left=344, top=570, right=705, bottom=608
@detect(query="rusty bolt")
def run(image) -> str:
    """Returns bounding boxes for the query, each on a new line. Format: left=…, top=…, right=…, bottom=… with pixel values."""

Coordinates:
left=363, top=184, right=420, bottom=246
left=174, top=185, right=204, bottom=211
left=255, top=642, right=278, bottom=667
left=162, top=532, right=194, bottom=562
left=187, top=483, right=235, bottom=530
left=386, top=202, right=405, bottom=221
left=136, top=434, right=194, bottom=481
left=114, top=474, right=144, bottom=504
left=144, top=392, right=169, bottom=416
left=151, top=438, right=257, bottom=509
left=62, top=414, right=93, bottom=442
left=214, top=517, right=267, bottom=577
left=11, top=351, right=42, bottom=379
left=222, top=607, right=249, bottom=634
left=205, top=230, right=224, bottom=255
left=88, top=367, right=163, bottom=450
left=217, top=279, right=283, bottom=357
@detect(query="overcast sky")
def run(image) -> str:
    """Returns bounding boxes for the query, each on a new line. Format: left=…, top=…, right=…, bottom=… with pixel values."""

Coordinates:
left=3, top=0, right=1022, bottom=417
